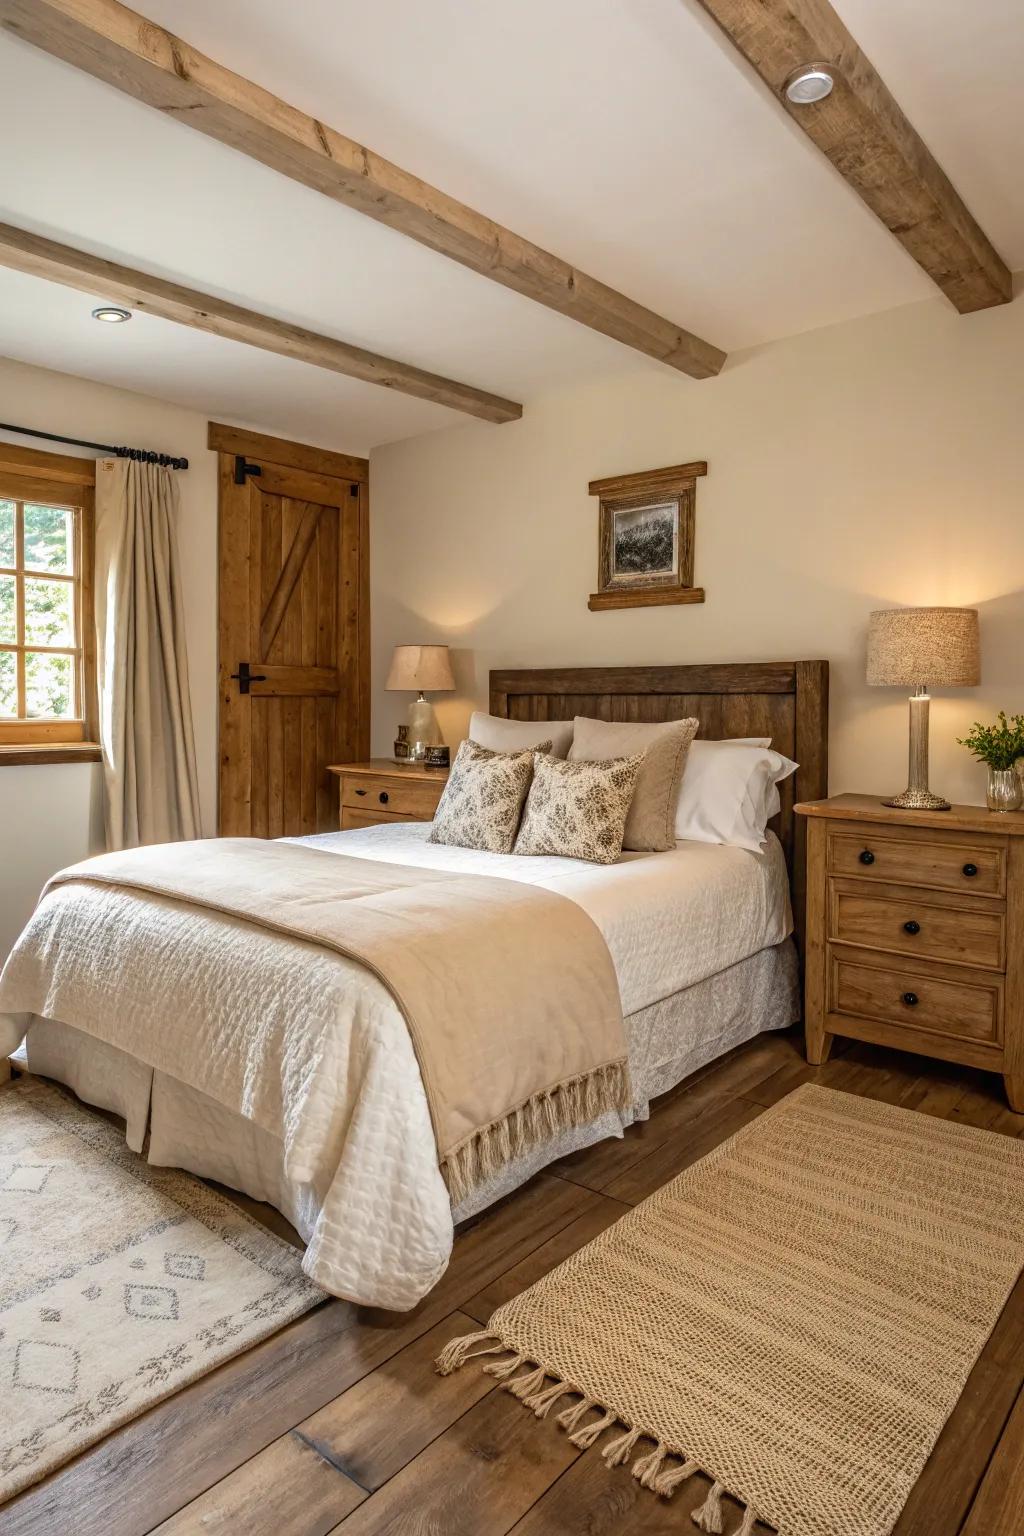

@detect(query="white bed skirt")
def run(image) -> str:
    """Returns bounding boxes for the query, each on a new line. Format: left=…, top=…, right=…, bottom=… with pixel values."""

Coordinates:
left=24, top=939, right=799, bottom=1245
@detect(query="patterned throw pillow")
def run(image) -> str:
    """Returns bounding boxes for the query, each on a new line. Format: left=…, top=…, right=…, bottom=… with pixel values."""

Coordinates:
left=428, top=739, right=549, bottom=854
left=513, top=752, right=644, bottom=864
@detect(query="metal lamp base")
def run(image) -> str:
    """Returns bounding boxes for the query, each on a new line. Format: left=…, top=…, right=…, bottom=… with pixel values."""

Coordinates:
left=882, top=788, right=951, bottom=811
left=885, top=690, right=950, bottom=812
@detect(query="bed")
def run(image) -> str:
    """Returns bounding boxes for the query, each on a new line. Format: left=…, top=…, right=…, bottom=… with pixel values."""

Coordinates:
left=0, top=661, right=828, bottom=1309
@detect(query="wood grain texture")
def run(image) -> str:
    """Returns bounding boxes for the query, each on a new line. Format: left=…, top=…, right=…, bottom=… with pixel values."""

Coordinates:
left=588, top=586, right=705, bottom=611
left=207, top=424, right=368, bottom=485
left=692, top=0, right=1011, bottom=312
left=0, top=222, right=521, bottom=425
left=0, top=442, right=95, bottom=483
left=587, top=462, right=708, bottom=496
left=0, top=0, right=725, bottom=379
left=217, top=448, right=368, bottom=836
left=800, top=797, right=1024, bottom=1108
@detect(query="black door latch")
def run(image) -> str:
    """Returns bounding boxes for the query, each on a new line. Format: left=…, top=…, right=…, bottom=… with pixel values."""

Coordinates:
left=230, top=661, right=268, bottom=695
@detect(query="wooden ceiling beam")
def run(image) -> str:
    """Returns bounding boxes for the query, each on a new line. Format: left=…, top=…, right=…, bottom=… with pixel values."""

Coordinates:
left=0, top=222, right=524, bottom=425
left=693, top=0, right=1011, bottom=313
left=0, top=0, right=727, bottom=380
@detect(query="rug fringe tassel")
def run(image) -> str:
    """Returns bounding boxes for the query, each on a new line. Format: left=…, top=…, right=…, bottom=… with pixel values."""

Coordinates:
left=433, top=1330, right=502, bottom=1376
left=691, top=1479, right=725, bottom=1532
left=602, top=1427, right=642, bottom=1467
left=434, top=1333, right=758, bottom=1531
left=506, top=1365, right=547, bottom=1401
left=632, top=1442, right=668, bottom=1490
left=556, top=1396, right=595, bottom=1434
left=483, top=1351, right=526, bottom=1380
left=524, top=1379, right=571, bottom=1418
left=569, top=1408, right=616, bottom=1450
left=653, top=1458, right=700, bottom=1496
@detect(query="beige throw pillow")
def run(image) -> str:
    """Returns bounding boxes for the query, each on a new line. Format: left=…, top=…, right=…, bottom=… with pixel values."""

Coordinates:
left=569, top=715, right=699, bottom=852
left=514, top=752, right=644, bottom=865
left=429, top=739, right=548, bottom=854
left=468, top=711, right=574, bottom=759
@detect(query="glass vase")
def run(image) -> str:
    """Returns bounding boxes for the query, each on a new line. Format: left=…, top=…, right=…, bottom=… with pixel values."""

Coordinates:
left=986, top=767, right=1023, bottom=813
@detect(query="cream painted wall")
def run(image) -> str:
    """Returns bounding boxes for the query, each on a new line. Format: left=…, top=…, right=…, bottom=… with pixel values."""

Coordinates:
left=370, top=287, right=1024, bottom=810
left=0, top=356, right=218, bottom=960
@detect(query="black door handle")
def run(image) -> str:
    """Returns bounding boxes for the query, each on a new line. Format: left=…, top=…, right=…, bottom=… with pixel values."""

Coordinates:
left=859, top=849, right=875, bottom=866
left=379, top=791, right=390, bottom=805
left=962, top=863, right=978, bottom=878
left=230, top=661, right=268, bottom=695
left=903, top=920, right=920, bottom=935
left=902, top=992, right=919, bottom=1007
left=354, top=788, right=367, bottom=797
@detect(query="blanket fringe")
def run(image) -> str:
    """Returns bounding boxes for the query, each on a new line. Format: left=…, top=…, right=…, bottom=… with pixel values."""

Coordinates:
left=433, top=1334, right=764, bottom=1534
left=441, top=1060, right=630, bottom=1204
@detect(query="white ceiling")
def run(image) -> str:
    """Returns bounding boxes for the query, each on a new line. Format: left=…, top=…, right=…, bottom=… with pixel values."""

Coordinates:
left=0, top=0, right=1019, bottom=456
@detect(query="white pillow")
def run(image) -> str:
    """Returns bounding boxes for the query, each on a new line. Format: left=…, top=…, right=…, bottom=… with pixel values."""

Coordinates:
left=674, top=739, right=797, bottom=852
left=468, top=710, right=573, bottom=759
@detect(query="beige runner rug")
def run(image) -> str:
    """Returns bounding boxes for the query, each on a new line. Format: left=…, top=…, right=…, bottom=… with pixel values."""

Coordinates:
left=437, top=1084, right=1024, bottom=1536
left=1, top=1078, right=323, bottom=1502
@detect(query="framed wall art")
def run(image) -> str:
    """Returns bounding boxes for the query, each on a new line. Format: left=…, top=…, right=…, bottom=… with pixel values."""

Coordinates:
left=587, top=461, right=706, bottom=611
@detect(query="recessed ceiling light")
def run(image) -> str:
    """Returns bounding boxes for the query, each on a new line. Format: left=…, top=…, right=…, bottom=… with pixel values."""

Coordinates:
left=784, top=65, right=835, bottom=105
left=91, top=305, right=132, bottom=323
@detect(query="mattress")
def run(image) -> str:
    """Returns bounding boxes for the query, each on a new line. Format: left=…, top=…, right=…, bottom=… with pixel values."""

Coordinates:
left=288, top=823, right=793, bottom=1012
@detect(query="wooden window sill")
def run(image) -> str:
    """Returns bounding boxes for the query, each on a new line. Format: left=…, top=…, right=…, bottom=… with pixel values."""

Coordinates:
left=0, top=743, right=102, bottom=766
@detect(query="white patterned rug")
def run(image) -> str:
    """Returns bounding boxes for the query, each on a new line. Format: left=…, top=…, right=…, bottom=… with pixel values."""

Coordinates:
left=1, top=1077, right=324, bottom=1502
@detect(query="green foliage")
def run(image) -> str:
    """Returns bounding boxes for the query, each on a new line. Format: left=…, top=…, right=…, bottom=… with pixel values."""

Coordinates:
left=0, top=501, right=75, bottom=719
left=957, top=712, right=1024, bottom=771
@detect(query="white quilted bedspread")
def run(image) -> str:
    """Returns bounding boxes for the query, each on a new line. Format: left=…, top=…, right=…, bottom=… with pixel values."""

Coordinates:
left=0, top=826, right=789, bottom=1309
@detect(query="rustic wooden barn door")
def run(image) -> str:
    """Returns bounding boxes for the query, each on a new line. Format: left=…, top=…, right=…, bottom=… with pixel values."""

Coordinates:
left=215, top=428, right=369, bottom=837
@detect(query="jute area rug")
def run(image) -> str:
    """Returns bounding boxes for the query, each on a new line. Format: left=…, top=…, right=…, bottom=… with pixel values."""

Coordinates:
left=1, top=1077, right=323, bottom=1502
left=438, top=1084, right=1024, bottom=1536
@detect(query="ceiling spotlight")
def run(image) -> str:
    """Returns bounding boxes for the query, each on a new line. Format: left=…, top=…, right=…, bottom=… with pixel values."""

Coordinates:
left=91, top=305, right=132, bottom=323
left=784, top=65, right=834, bottom=104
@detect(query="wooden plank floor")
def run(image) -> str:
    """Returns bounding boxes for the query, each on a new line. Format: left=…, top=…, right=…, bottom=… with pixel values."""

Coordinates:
left=6, top=1028, right=1024, bottom=1536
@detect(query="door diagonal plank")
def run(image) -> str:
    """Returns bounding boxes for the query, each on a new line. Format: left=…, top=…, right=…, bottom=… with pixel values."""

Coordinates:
left=260, top=499, right=325, bottom=658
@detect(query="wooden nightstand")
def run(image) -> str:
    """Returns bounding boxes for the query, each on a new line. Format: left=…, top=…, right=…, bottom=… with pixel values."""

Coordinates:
left=328, top=759, right=449, bottom=831
left=796, top=794, right=1024, bottom=1110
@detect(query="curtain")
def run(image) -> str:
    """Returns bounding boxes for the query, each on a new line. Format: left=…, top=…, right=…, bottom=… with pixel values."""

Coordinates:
left=94, top=457, right=201, bottom=850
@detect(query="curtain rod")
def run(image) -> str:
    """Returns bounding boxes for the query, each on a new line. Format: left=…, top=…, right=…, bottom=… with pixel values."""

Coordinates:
left=0, top=421, right=189, bottom=471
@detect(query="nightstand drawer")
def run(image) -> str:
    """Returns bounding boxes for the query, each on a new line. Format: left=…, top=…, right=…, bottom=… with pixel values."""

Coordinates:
left=830, top=887, right=1005, bottom=970
left=828, top=829, right=1004, bottom=896
left=341, top=775, right=442, bottom=819
left=831, top=956, right=1001, bottom=1045
left=341, top=807, right=420, bottom=831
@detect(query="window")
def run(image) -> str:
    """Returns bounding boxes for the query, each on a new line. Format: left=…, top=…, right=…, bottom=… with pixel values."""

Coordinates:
left=0, top=461, right=95, bottom=751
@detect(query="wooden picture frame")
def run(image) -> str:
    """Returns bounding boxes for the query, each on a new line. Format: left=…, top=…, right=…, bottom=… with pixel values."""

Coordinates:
left=587, top=461, right=706, bottom=611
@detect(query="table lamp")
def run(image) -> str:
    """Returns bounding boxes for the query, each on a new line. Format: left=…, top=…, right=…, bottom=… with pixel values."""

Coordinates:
left=385, top=644, right=455, bottom=761
left=867, top=606, right=980, bottom=811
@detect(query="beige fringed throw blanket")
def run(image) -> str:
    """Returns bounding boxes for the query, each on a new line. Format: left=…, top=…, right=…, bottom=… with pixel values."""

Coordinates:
left=40, top=839, right=628, bottom=1202
left=438, top=1086, right=1024, bottom=1536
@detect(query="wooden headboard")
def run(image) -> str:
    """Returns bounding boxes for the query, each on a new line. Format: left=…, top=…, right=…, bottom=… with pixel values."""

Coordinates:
left=490, top=660, right=829, bottom=926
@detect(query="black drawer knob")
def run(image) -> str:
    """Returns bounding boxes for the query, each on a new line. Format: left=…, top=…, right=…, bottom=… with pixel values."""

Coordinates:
left=354, top=787, right=367, bottom=796
left=903, top=920, right=920, bottom=935
left=379, top=790, right=389, bottom=805
left=962, top=862, right=978, bottom=878
left=859, top=849, right=875, bottom=866
left=902, top=992, right=919, bottom=1007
